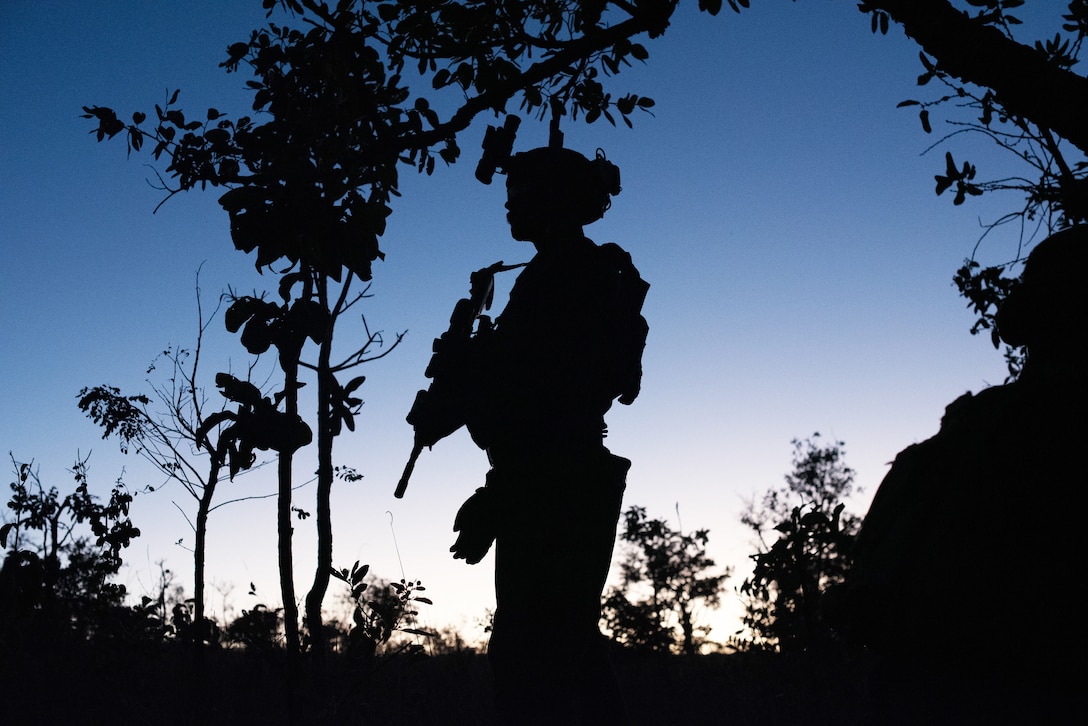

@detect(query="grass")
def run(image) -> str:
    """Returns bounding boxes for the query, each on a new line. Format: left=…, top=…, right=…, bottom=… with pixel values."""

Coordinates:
left=8, top=631, right=1084, bottom=724
left=3, top=637, right=885, bottom=725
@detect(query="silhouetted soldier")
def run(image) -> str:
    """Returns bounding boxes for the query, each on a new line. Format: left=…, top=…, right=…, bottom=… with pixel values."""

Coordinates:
left=837, top=226, right=1088, bottom=723
left=402, top=134, right=647, bottom=724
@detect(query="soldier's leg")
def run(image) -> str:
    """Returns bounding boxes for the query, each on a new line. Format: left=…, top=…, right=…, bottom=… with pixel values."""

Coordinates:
left=487, top=453, right=629, bottom=724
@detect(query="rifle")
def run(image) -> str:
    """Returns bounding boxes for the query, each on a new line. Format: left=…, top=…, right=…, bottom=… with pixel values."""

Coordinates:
left=395, top=260, right=527, bottom=498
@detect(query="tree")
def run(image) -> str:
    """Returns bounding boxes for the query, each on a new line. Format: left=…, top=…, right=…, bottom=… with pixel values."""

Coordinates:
left=603, top=505, right=730, bottom=655
left=329, top=562, right=435, bottom=661
left=1, top=454, right=141, bottom=644
left=77, top=286, right=272, bottom=655
left=81, top=0, right=720, bottom=664
left=225, top=603, right=284, bottom=651
left=852, top=1, right=1088, bottom=377
left=734, top=435, right=860, bottom=652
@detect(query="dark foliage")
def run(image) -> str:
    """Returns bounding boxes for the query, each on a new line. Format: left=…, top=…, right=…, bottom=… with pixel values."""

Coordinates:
left=734, top=435, right=860, bottom=653
left=603, top=505, right=729, bottom=655
left=227, top=603, right=284, bottom=650
left=1, top=455, right=146, bottom=647
left=329, top=561, right=436, bottom=661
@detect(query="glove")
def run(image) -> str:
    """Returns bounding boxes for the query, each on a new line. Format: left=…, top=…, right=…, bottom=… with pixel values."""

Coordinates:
left=450, top=487, right=498, bottom=565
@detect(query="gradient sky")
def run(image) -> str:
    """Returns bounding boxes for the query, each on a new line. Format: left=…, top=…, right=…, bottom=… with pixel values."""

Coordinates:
left=2, top=1, right=1041, bottom=641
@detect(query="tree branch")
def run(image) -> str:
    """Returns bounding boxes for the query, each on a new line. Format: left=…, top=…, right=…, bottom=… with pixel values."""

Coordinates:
left=401, top=13, right=660, bottom=151
left=868, top=0, right=1088, bottom=154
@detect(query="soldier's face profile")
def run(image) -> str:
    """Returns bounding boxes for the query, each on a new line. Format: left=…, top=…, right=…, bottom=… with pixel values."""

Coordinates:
left=505, top=173, right=585, bottom=243
left=505, top=177, right=541, bottom=242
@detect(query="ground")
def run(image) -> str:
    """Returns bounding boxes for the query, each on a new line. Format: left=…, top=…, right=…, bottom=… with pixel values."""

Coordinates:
left=5, top=640, right=880, bottom=725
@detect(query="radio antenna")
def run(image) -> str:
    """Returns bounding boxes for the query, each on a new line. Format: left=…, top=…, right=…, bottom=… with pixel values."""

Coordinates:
left=549, top=98, right=564, bottom=149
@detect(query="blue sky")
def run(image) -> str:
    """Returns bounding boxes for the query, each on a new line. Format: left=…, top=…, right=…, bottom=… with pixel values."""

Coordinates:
left=1, top=1, right=1035, bottom=641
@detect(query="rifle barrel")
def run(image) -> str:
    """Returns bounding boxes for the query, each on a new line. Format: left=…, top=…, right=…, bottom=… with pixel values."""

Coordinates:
left=394, top=441, right=425, bottom=498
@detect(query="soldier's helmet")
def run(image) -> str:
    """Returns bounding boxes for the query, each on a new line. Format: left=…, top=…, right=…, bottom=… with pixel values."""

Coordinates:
left=504, top=146, right=621, bottom=226
left=996, top=225, right=1088, bottom=351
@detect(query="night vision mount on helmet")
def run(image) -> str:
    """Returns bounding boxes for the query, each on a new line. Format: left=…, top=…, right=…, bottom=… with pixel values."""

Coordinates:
left=475, top=111, right=621, bottom=225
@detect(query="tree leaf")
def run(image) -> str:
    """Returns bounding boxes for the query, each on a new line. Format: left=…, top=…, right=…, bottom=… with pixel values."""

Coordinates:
left=0, top=522, right=14, bottom=548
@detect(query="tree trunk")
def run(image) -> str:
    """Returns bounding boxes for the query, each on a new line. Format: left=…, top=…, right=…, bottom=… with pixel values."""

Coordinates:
left=279, top=361, right=301, bottom=662
left=679, top=603, right=696, bottom=656
left=192, top=456, right=219, bottom=664
left=304, top=315, right=336, bottom=668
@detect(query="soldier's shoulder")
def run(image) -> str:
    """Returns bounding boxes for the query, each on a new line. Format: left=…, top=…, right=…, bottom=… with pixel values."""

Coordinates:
left=937, top=383, right=1025, bottom=431
left=592, top=240, right=647, bottom=282
left=595, top=241, right=635, bottom=267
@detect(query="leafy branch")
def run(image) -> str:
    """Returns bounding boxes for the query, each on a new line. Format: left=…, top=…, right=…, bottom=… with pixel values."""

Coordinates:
left=862, top=1, right=1088, bottom=378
